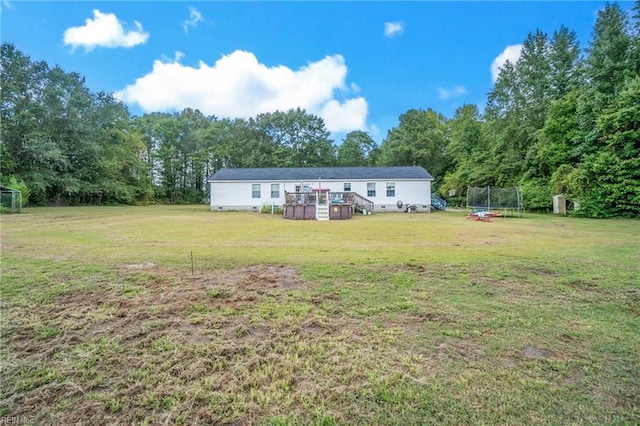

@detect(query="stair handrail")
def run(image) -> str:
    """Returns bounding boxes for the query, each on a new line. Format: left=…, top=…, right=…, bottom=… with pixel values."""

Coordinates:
left=329, top=191, right=374, bottom=213
left=431, top=194, right=447, bottom=210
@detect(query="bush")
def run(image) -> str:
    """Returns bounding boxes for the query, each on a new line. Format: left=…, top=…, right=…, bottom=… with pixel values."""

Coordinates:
left=519, top=178, right=552, bottom=212
left=261, top=203, right=283, bottom=214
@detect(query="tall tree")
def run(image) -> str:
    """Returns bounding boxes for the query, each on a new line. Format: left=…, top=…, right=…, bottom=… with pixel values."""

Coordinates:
left=575, top=76, right=640, bottom=217
left=441, top=104, right=487, bottom=203
left=378, top=108, right=450, bottom=186
left=252, top=108, right=335, bottom=167
left=336, top=131, right=377, bottom=166
left=485, top=30, right=559, bottom=186
left=1, top=44, right=61, bottom=204
left=555, top=3, right=638, bottom=217
left=585, top=3, right=631, bottom=105
left=574, top=3, right=631, bottom=159
left=482, top=27, right=584, bottom=204
left=176, top=108, right=213, bottom=202
left=630, top=1, right=640, bottom=75
left=203, top=117, right=279, bottom=169
left=548, top=26, right=582, bottom=99
left=1, top=43, right=145, bottom=205
left=520, top=27, right=582, bottom=209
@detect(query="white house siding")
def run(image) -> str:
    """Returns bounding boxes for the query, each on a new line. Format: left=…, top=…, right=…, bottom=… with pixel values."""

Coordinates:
left=210, top=181, right=285, bottom=211
left=368, top=180, right=432, bottom=212
left=210, top=179, right=431, bottom=212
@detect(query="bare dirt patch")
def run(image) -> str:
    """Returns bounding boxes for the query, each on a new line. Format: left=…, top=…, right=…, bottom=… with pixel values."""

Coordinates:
left=521, top=346, right=554, bottom=360
left=98, top=264, right=307, bottom=345
left=518, top=345, right=574, bottom=362
left=1, top=264, right=320, bottom=423
left=566, top=279, right=604, bottom=293
left=120, top=262, right=157, bottom=270
left=437, top=337, right=486, bottom=361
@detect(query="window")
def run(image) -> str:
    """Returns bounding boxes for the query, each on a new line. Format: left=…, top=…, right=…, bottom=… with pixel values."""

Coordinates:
left=344, top=183, right=351, bottom=192
left=252, top=184, right=261, bottom=198
left=367, top=183, right=376, bottom=197
left=271, top=184, right=279, bottom=198
left=386, top=182, right=395, bottom=197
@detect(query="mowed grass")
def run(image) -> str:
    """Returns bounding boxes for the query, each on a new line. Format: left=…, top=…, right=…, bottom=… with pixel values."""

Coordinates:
left=1, top=205, right=638, bottom=424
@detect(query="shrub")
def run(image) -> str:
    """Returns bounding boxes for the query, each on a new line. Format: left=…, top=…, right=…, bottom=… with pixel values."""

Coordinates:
left=261, top=203, right=283, bottom=214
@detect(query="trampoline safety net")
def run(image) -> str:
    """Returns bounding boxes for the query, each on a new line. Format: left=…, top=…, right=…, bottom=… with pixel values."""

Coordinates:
left=466, top=186, right=523, bottom=216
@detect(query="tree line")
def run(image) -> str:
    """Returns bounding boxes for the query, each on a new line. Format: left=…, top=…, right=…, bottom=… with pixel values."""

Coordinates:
left=1, top=2, right=638, bottom=217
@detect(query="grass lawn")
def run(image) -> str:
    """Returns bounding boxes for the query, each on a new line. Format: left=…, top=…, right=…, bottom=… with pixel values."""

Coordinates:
left=1, top=205, right=639, bottom=424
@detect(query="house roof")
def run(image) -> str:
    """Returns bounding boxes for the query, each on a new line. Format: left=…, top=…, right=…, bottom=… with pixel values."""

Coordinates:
left=208, top=166, right=433, bottom=182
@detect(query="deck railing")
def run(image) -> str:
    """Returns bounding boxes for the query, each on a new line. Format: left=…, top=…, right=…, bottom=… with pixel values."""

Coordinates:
left=327, top=192, right=374, bottom=213
left=285, top=192, right=317, bottom=204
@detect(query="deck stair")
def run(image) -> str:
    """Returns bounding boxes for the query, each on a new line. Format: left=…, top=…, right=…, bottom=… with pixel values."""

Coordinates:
left=316, top=203, right=329, bottom=221
left=284, top=191, right=372, bottom=220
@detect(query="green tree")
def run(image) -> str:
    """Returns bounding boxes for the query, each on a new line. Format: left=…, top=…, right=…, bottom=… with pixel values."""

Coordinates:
left=563, top=3, right=638, bottom=217
left=378, top=108, right=450, bottom=186
left=485, top=30, right=559, bottom=187
left=1, top=44, right=57, bottom=204
left=176, top=108, right=213, bottom=202
left=337, top=131, right=377, bottom=166
left=585, top=3, right=631, bottom=105
left=205, top=117, right=280, bottom=169
left=483, top=27, right=584, bottom=207
left=441, top=104, right=486, bottom=204
left=519, top=91, right=581, bottom=210
left=574, top=3, right=631, bottom=158
left=1, top=43, right=147, bottom=205
left=548, top=26, right=582, bottom=99
left=582, top=76, right=640, bottom=217
left=253, top=109, right=335, bottom=167
left=630, top=1, right=640, bottom=75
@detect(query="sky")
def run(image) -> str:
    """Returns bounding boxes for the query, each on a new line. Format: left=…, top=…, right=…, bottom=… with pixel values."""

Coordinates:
left=1, top=1, right=630, bottom=142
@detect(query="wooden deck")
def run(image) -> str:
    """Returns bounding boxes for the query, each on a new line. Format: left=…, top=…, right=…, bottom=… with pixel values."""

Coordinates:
left=282, top=191, right=368, bottom=220
left=282, top=202, right=353, bottom=220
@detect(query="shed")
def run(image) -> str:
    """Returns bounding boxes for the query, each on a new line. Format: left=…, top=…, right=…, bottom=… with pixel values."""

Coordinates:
left=0, top=185, right=22, bottom=212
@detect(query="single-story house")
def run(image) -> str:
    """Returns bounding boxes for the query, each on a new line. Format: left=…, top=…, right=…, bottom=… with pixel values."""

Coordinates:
left=207, top=166, right=434, bottom=213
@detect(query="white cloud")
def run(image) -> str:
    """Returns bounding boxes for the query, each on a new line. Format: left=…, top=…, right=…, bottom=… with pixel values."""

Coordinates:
left=321, top=98, right=368, bottom=133
left=115, top=51, right=368, bottom=133
left=491, top=44, right=523, bottom=82
left=384, top=22, right=404, bottom=38
left=436, top=85, right=468, bottom=100
left=63, top=9, right=149, bottom=52
left=183, top=6, right=203, bottom=33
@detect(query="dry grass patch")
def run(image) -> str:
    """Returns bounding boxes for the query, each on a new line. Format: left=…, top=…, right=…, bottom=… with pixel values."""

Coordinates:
left=3, top=264, right=439, bottom=424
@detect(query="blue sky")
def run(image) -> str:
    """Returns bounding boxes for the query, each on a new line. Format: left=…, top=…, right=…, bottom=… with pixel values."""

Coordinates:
left=1, top=1, right=628, bottom=142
